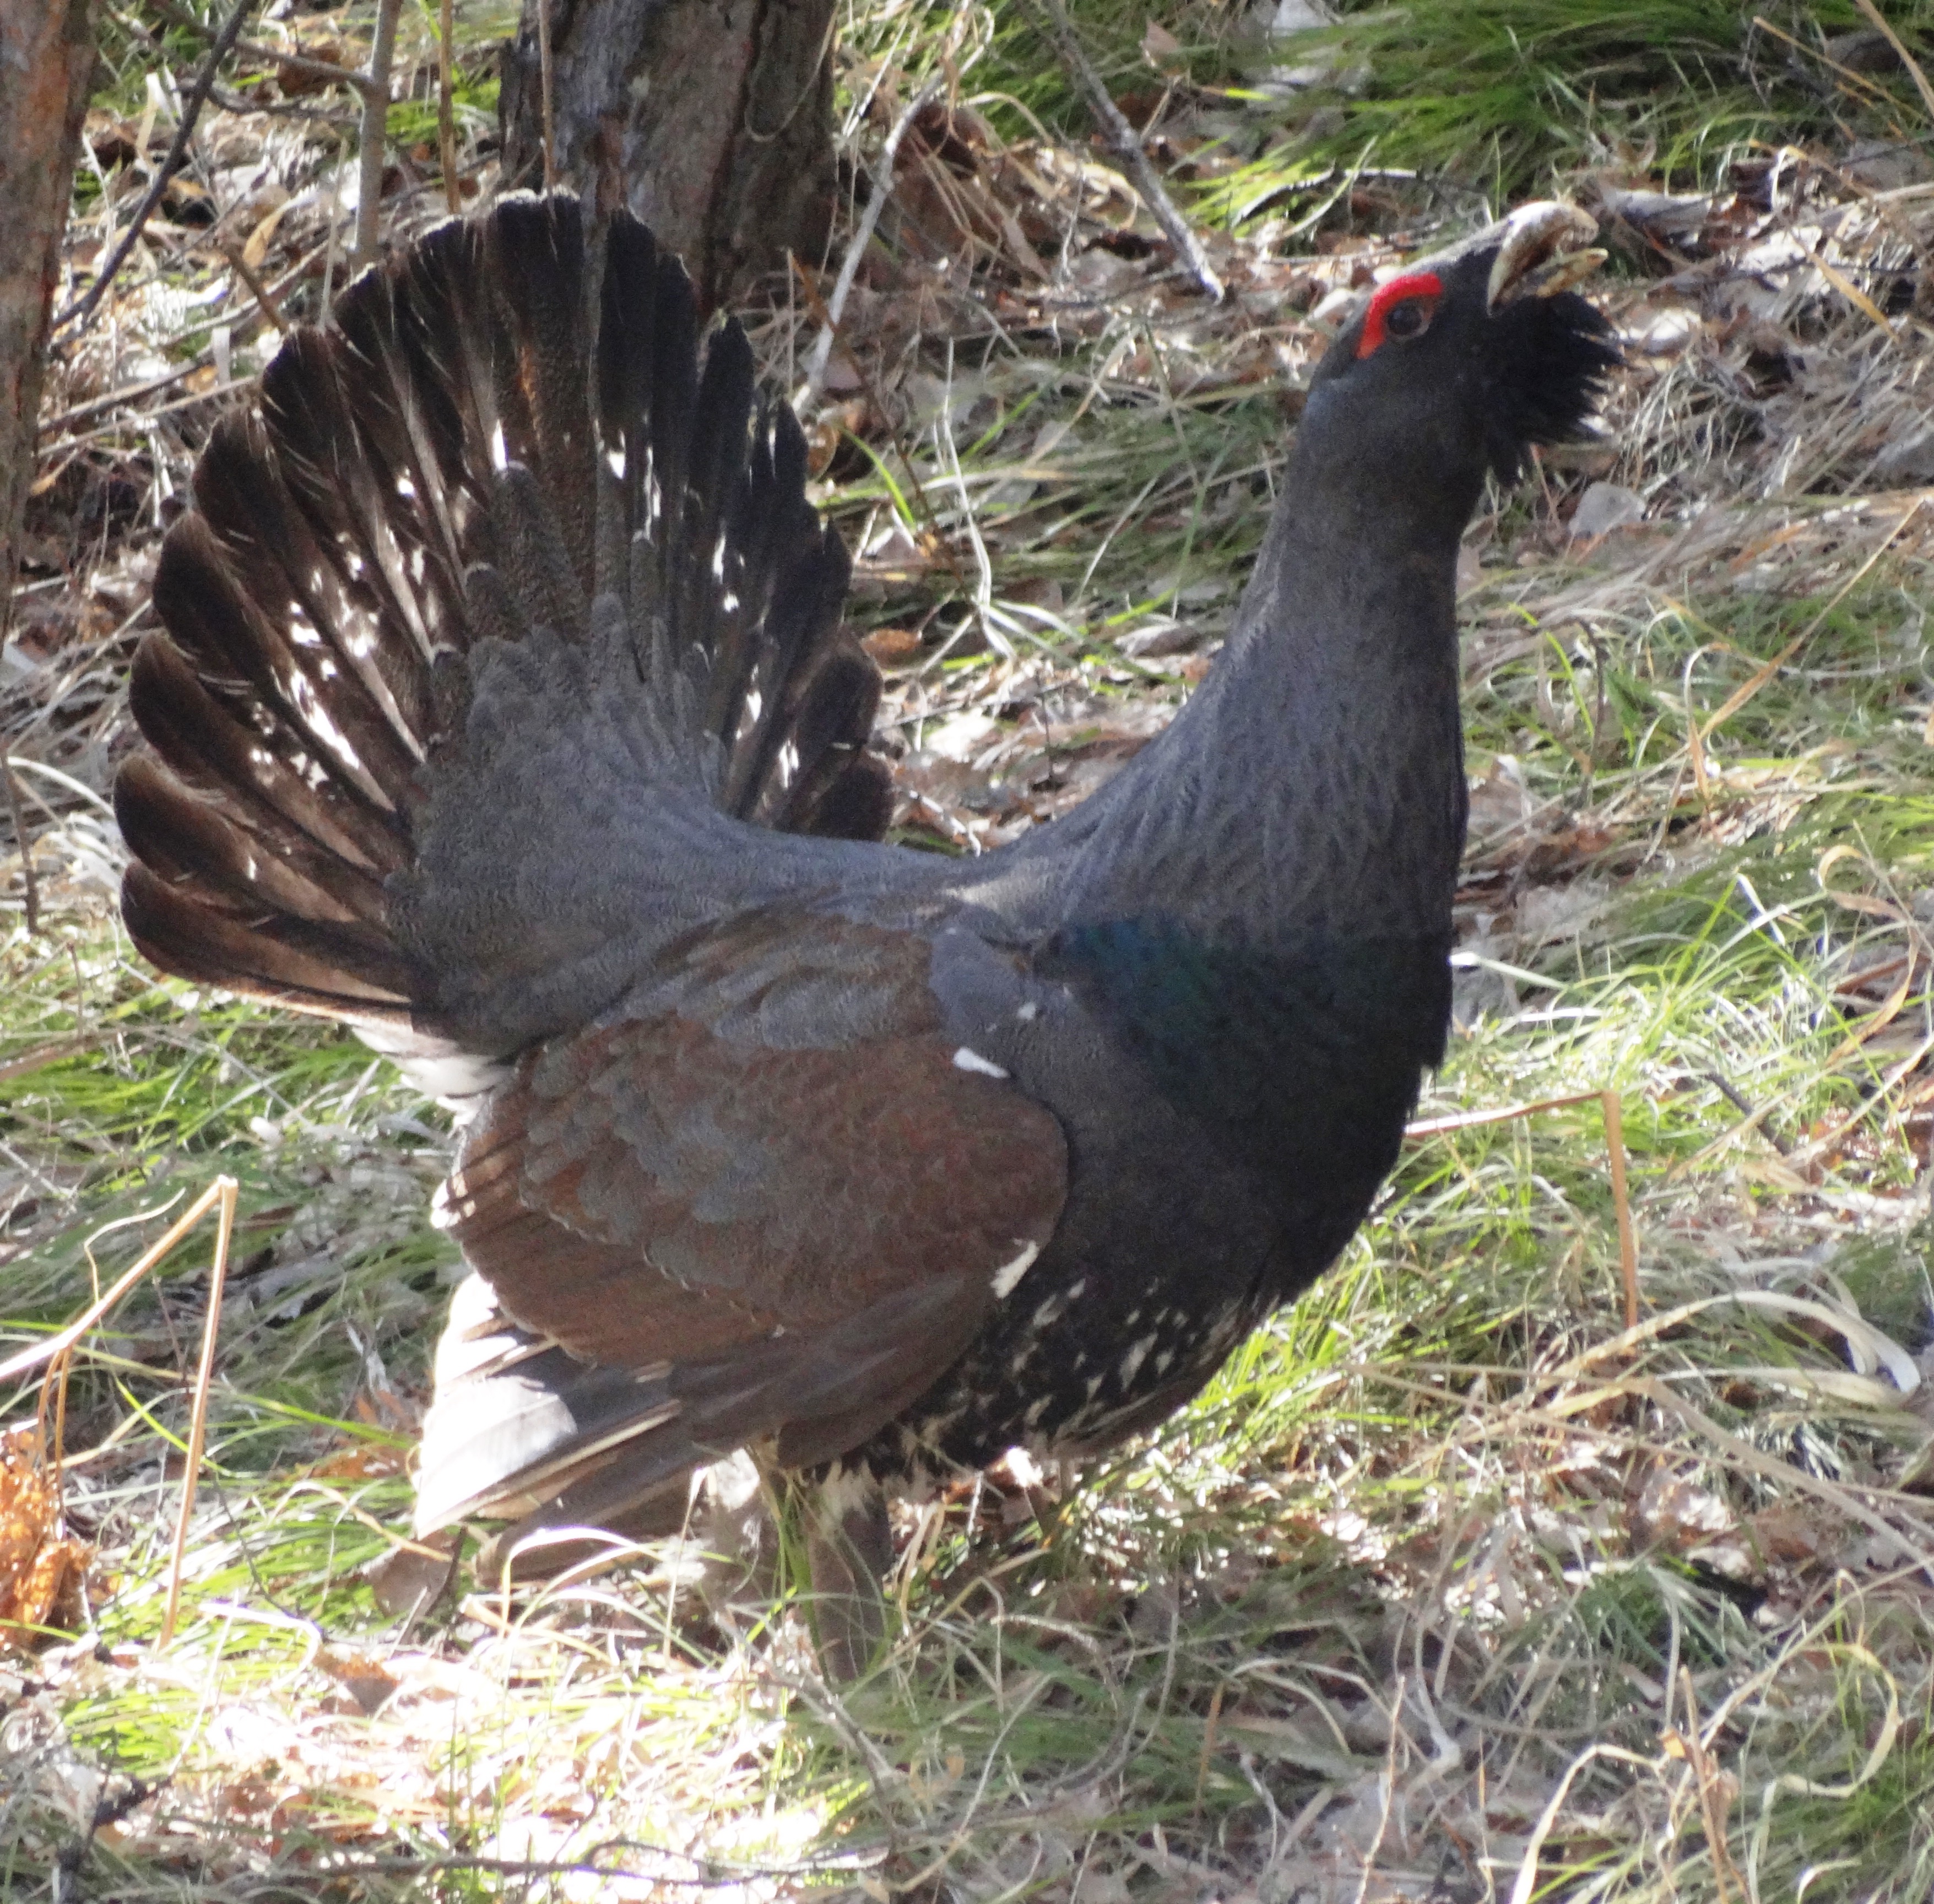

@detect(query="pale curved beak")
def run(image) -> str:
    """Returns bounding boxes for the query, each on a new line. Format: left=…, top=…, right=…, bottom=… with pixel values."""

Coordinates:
left=1486, top=202, right=1606, bottom=309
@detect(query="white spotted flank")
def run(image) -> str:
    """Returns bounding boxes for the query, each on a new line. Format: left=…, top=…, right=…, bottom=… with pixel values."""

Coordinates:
left=990, top=1241, right=1041, bottom=1299
left=952, top=1046, right=1009, bottom=1079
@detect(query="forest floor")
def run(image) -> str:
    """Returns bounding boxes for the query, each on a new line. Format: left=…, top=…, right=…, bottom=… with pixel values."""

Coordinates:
left=4, top=3, right=1934, bottom=1900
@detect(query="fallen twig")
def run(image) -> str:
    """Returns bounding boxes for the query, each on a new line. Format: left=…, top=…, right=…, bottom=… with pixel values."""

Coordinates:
left=352, top=0, right=405, bottom=271
left=803, top=74, right=945, bottom=404
left=1016, top=0, right=1223, bottom=301
left=58, top=0, right=259, bottom=336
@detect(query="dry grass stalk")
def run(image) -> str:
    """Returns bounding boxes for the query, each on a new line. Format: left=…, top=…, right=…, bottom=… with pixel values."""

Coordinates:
left=159, top=1173, right=235, bottom=1645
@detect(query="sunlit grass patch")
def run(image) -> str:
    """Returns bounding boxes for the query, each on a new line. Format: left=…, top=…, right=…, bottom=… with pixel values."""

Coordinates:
left=1212, top=0, right=1931, bottom=213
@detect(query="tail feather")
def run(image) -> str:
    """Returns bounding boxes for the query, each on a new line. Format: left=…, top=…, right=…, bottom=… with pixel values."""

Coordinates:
left=597, top=205, right=699, bottom=588
left=290, top=258, right=492, bottom=657
left=113, top=755, right=384, bottom=929
left=120, top=862, right=422, bottom=1017
left=153, top=490, right=428, bottom=810
left=117, top=192, right=892, bottom=1070
left=253, top=327, right=465, bottom=706
left=125, top=632, right=409, bottom=885
left=767, top=643, right=889, bottom=835
left=490, top=462, right=589, bottom=639
left=478, top=194, right=599, bottom=586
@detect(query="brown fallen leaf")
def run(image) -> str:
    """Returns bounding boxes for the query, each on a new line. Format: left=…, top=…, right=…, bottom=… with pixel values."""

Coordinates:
left=364, top=1529, right=462, bottom=1620
left=0, top=1426, right=89, bottom=1646
left=316, top=1646, right=402, bottom=1715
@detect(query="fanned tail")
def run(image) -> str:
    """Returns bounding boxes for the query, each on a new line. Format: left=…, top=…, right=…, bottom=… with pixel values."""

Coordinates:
left=116, top=192, right=891, bottom=1077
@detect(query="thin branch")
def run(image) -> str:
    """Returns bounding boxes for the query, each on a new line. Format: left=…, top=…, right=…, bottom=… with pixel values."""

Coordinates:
left=438, top=0, right=461, bottom=214
left=353, top=0, right=405, bottom=271
left=58, top=0, right=260, bottom=335
left=137, top=0, right=377, bottom=97
left=536, top=0, right=557, bottom=189
left=1016, top=0, right=1223, bottom=301
left=37, top=374, right=258, bottom=463
left=803, top=74, right=943, bottom=402
left=215, top=237, right=290, bottom=334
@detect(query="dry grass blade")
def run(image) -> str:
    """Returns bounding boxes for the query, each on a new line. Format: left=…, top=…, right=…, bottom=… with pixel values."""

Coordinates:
left=1697, top=497, right=1926, bottom=739
left=1408, top=1089, right=1640, bottom=1323
left=160, top=1174, right=235, bottom=1645
left=1849, top=0, right=1934, bottom=125
left=1602, top=1089, right=1640, bottom=1329
left=0, top=1176, right=235, bottom=1386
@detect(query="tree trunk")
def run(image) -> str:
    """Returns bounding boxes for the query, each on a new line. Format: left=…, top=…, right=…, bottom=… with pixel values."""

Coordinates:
left=0, top=0, right=96, bottom=652
left=500, top=0, right=835, bottom=313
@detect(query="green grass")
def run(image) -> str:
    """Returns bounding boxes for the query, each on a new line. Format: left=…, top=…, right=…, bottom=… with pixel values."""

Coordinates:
left=848, top=1, right=1934, bottom=239
left=1264, top=1, right=1913, bottom=191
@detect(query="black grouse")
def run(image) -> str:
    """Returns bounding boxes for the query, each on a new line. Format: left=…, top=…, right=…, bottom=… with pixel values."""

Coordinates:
left=115, top=193, right=1617, bottom=1647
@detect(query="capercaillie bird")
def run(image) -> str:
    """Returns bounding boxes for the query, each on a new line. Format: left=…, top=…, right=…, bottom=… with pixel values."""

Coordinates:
left=114, top=192, right=1617, bottom=1667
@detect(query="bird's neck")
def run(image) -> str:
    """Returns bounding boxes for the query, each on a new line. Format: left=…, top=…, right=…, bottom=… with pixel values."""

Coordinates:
left=1052, top=444, right=1473, bottom=951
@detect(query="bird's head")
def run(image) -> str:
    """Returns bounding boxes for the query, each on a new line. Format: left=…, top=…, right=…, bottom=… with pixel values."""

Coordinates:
left=1303, top=203, right=1621, bottom=514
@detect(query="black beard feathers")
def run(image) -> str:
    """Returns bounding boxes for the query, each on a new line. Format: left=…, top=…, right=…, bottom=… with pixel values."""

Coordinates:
left=1484, top=290, right=1622, bottom=485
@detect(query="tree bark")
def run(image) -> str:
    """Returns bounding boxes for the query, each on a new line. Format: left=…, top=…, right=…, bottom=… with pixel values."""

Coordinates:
left=0, top=0, right=96, bottom=652
left=500, top=0, right=835, bottom=313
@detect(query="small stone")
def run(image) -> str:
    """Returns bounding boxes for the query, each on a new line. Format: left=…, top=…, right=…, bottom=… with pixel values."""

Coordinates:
left=1569, top=481, right=1645, bottom=539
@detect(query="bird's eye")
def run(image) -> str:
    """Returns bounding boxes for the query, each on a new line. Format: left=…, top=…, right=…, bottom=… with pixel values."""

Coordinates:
left=1382, top=299, right=1429, bottom=340
left=1355, top=271, right=1445, bottom=360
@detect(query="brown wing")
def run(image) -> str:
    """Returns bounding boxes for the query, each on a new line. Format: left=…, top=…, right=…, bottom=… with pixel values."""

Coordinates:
left=420, top=912, right=1067, bottom=1535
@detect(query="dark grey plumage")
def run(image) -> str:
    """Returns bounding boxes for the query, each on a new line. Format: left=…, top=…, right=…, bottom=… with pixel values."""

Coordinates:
left=116, top=194, right=1618, bottom=1626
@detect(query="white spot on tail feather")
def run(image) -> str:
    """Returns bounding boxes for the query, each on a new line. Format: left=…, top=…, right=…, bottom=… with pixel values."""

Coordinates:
left=1004, top=1446, right=1045, bottom=1488
left=990, top=1241, right=1040, bottom=1299
left=953, top=1046, right=1008, bottom=1079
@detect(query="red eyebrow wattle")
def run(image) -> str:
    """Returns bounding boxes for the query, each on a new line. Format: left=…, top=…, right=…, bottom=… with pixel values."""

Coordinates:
left=1356, top=271, right=1445, bottom=359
